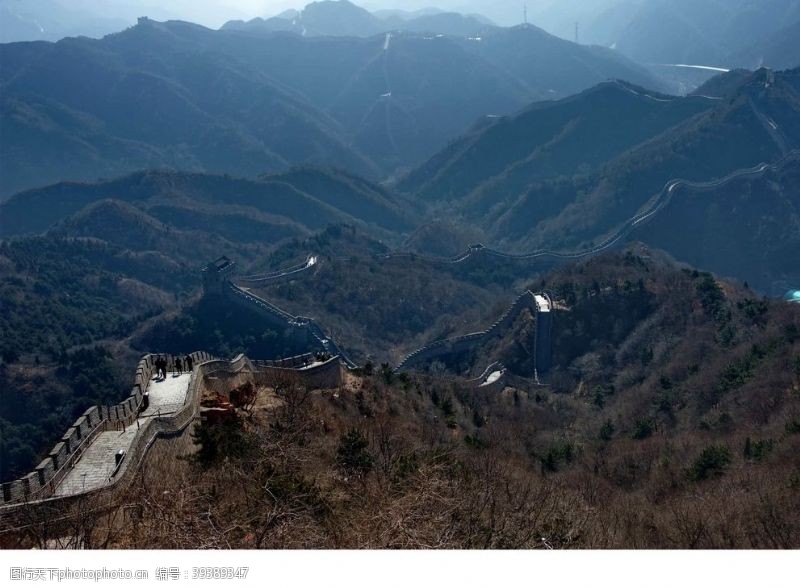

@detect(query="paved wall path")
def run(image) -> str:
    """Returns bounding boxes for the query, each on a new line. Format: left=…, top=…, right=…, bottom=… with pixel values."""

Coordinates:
left=53, top=374, right=191, bottom=496
left=142, top=373, right=192, bottom=417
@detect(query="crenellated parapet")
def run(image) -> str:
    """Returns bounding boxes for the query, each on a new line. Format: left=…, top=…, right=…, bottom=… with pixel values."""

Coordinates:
left=252, top=352, right=343, bottom=389
left=394, top=290, right=553, bottom=378
left=209, top=256, right=552, bottom=376
left=0, top=352, right=214, bottom=506
left=236, top=255, right=318, bottom=287
left=0, top=350, right=347, bottom=533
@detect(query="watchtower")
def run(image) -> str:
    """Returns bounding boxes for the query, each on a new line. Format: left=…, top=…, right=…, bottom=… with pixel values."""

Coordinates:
left=202, top=256, right=236, bottom=296
left=533, top=293, right=553, bottom=382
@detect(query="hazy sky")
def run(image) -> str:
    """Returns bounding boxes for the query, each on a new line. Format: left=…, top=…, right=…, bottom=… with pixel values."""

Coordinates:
left=58, top=0, right=560, bottom=27
left=148, top=1, right=552, bottom=26
left=2, top=0, right=615, bottom=37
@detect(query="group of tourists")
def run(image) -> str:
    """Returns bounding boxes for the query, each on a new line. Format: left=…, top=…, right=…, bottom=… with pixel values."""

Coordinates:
left=153, top=355, right=195, bottom=380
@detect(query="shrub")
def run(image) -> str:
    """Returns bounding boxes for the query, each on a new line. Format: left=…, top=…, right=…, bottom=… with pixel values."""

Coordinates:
left=695, top=274, right=726, bottom=319
left=472, top=409, right=484, bottom=428
left=336, top=428, right=373, bottom=476
left=631, top=418, right=655, bottom=440
left=687, top=445, right=732, bottom=481
left=191, top=418, right=248, bottom=465
left=380, top=362, right=394, bottom=385
left=465, top=435, right=487, bottom=449
left=539, top=440, right=576, bottom=473
left=599, top=419, right=615, bottom=441
left=362, top=361, right=374, bottom=376
left=744, top=437, right=775, bottom=461
left=440, top=397, right=455, bottom=418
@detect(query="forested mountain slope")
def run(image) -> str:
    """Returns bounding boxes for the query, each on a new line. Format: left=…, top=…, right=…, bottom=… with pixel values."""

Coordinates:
left=398, top=80, right=715, bottom=202
left=399, top=68, right=800, bottom=293
left=0, top=16, right=663, bottom=196
left=0, top=168, right=414, bottom=240
left=631, top=155, right=800, bottom=295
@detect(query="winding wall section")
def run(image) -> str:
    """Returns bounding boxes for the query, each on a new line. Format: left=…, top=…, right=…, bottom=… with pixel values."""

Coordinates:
left=394, top=291, right=552, bottom=374
left=0, top=351, right=343, bottom=532
left=227, top=150, right=800, bottom=376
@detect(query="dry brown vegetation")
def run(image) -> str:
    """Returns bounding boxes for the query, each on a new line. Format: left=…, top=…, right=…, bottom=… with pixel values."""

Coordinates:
left=14, top=361, right=795, bottom=549
left=6, top=248, right=800, bottom=549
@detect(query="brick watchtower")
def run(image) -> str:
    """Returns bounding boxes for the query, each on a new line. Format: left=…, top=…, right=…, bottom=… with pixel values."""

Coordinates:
left=202, top=256, right=236, bottom=296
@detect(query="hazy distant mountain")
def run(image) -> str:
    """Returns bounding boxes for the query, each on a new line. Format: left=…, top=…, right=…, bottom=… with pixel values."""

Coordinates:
left=399, top=80, right=714, bottom=202
left=220, top=16, right=298, bottom=35
left=736, top=18, right=800, bottom=70
left=0, top=16, right=662, bottom=196
left=401, top=68, right=800, bottom=291
left=0, top=19, right=380, bottom=198
left=372, top=8, right=446, bottom=20
left=583, top=0, right=800, bottom=68
left=218, top=22, right=661, bottom=171
left=223, top=1, right=383, bottom=37
left=298, top=0, right=387, bottom=36
left=0, top=0, right=131, bottom=42
left=0, top=167, right=414, bottom=240
left=452, top=24, right=662, bottom=97
left=223, top=1, right=494, bottom=38
left=382, top=11, right=493, bottom=37
left=689, top=69, right=754, bottom=99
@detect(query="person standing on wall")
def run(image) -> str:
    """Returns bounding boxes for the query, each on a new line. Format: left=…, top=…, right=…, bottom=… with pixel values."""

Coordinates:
left=185, top=355, right=193, bottom=372
left=175, top=356, right=183, bottom=375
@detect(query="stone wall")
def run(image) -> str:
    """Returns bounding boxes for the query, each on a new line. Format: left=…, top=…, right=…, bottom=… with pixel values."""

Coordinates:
left=252, top=354, right=343, bottom=389
left=226, top=283, right=296, bottom=328
left=236, top=256, right=317, bottom=287
left=394, top=291, right=555, bottom=377
left=0, top=350, right=347, bottom=534
left=0, top=351, right=214, bottom=505
left=395, top=291, right=548, bottom=373
left=224, top=283, right=359, bottom=368
left=213, top=257, right=555, bottom=377
left=534, top=307, right=553, bottom=382
left=0, top=352, right=221, bottom=532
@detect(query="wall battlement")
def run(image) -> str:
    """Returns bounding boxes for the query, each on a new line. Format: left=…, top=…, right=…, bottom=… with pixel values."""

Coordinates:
left=1, top=351, right=214, bottom=506
left=0, top=350, right=345, bottom=524
left=394, top=291, right=553, bottom=377
left=208, top=256, right=553, bottom=376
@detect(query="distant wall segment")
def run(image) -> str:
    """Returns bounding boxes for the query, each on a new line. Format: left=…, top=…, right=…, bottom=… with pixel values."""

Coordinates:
left=394, top=290, right=553, bottom=378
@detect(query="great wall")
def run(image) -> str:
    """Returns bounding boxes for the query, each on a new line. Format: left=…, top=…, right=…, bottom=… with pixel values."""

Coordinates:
left=0, top=351, right=343, bottom=532
left=183, top=149, right=800, bottom=385
left=203, top=253, right=555, bottom=376
left=4, top=149, right=795, bottom=532
left=0, top=253, right=554, bottom=526
left=393, top=291, right=552, bottom=377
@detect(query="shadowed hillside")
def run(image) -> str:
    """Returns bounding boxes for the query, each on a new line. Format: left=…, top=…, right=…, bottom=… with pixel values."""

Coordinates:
left=0, top=168, right=414, bottom=240
left=399, top=68, right=800, bottom=293
left=630, top=155, right=800, bottom=295
left=0, top=14, right=664, bottom=196
left=398, top=80, right=714, bottom=202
